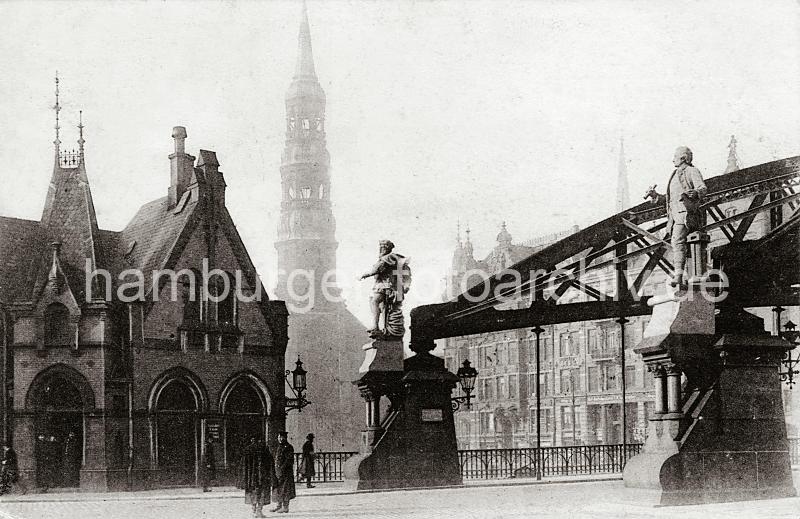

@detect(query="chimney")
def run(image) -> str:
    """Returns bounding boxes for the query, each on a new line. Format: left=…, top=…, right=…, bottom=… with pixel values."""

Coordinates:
left=168, top=126, right=195, bottom=208
left=197, top=149, right=226, bottom=207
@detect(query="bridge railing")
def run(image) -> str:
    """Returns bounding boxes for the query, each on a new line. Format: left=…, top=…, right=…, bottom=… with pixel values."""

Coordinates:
left=294, top=444, right=643, bottom=483
left=295, top=451, right=358, bottom=483
left=458, top=444, right=642, bottom=479
left=296, top=440, right=798, bottom=483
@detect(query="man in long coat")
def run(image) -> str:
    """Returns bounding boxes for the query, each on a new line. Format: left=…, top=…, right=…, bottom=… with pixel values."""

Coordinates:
left=299, top=433, right=315, bottom=488
left=271, top=431, right=296, bottom=513
left=238, top=436, right=274, bottom=518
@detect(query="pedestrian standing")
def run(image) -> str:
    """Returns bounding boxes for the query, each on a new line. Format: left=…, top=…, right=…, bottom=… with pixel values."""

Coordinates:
left=271, top=431, right=296, bottom=514
left=299, top=433, right=315, bottom=488
left=62, top=431, right=81, bottom=487
left=200, top=439, right=216, bottom=492
left=238, top=436, right=274, bottom=518
left=0, top=445, right=19, bottom=495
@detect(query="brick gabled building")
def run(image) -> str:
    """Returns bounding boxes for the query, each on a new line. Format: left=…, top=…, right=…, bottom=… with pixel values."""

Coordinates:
left=0, top=98, right=289, bottom=491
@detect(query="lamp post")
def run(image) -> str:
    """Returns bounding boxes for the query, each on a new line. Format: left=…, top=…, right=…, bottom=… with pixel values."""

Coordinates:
left=532, top=325, right=544, bottom=480
left=452, top=360, right=478, bottom=411
left=284, top=357, right=311, bottom=414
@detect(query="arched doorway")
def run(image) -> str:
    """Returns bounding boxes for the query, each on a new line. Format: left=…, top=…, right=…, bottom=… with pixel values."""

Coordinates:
left=29, top=372, right=86, bottom=489
left=222, top=379, right=267, bottom=468
left=155, top=379, right=200, bottom=486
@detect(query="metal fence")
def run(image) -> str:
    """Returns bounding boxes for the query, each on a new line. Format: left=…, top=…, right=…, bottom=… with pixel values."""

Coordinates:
left=458, top=444, right=642, bottom=479
left=295, top=451, right=358, bottom=483
left=297, top=440, right=798, bottom=483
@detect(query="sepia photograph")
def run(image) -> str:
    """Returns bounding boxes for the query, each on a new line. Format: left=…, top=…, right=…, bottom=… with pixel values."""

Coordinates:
left=0, top=0, right=798, bottom=517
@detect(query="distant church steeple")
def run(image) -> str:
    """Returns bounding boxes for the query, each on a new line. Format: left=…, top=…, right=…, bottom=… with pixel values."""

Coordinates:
left=275, top=0, right=338, bottom=310
left=616, top=137, right=630, bottom=212
left=724, top=134, right=740, bottom=174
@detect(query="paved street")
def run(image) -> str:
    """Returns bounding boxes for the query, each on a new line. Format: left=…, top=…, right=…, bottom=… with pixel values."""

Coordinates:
left=2, top=476, right=800, bottom=519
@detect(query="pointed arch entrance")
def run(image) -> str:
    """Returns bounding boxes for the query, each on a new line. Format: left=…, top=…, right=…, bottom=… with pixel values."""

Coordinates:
left=219, top=373, right=271, bottom=474
left=26, top=365, right=94, bottom=489
left=150, top=369, right=206, bottom=487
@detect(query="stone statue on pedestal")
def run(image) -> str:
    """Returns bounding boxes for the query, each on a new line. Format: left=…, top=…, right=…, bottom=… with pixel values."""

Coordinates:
left=645, top=146, right=707, bottom=288
left=359, top=240, right=411, bottom=339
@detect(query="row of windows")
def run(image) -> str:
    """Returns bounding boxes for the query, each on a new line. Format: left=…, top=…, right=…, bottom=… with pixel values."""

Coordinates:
left=474, top=364, right=653, bottom=402
left=448, top=326, right=629, bottom=371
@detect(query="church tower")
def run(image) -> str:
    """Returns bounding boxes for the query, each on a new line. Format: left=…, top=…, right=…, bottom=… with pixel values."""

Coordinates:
left=275, top=0, right=339, bottom=310
left=273, top=1, right=365, bottom=451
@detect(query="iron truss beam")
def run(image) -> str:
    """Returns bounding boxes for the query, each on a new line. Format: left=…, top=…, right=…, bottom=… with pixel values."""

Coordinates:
left=413, top=155, right=800, bottom=343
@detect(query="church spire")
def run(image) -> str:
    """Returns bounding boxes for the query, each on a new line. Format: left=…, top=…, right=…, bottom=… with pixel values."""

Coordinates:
left=616, top=137, right=630, bottom=212
left=295, top=0, right=317, bottom=79
left=724, top=134, right=740, bottom=174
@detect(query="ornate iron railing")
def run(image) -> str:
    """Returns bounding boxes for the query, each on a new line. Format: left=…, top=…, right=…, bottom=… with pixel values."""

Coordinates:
left=293, top=440, right=800, bottom=483
left=294, top=444, right=643, bottom=483
left=295, top=451, right=358, bottom=483
left=458, top=444, right=642, bottom=479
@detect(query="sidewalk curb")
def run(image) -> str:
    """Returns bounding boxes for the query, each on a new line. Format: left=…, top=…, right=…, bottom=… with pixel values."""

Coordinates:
left=0, top=475, right=622, bottom=504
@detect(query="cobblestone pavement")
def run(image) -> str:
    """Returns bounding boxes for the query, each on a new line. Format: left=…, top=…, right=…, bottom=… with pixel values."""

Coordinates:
left=2, top=478, right=800, bottom=519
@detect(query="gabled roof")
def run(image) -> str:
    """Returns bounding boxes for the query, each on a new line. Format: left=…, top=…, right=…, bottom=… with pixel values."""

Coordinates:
left=119, top=194, right=199, bottom=283
left=0, top=216, right=45, bottom=303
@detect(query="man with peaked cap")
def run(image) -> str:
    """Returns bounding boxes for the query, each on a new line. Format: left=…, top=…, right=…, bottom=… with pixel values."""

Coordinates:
left=271, top=431, right=296, bottom=513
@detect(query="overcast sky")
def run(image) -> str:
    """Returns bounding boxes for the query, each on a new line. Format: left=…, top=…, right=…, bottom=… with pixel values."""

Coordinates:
left=0, top=0, right=798, bottom=327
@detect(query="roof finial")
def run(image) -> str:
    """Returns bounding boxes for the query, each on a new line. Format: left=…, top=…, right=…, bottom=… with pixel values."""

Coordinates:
left=724, top=134, right=740, bottom=174
left=456, top=220, right=462, bottom=245
left=77, top=110, right=85, bottom=163
left=53, top=71, right=61, bottom=154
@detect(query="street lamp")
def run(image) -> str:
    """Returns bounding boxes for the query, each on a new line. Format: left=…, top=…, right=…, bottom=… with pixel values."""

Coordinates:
left=452, top=360, right=478, bottom=411
left=779, top=321, right=800, bottom=388
left=284, top=357, right=310, bottom=414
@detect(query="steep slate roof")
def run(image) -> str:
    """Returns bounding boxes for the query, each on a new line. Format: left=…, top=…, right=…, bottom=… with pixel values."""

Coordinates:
left=119, top=194, right=199, bottom=283
left=0, top=216, right=45, bottom=303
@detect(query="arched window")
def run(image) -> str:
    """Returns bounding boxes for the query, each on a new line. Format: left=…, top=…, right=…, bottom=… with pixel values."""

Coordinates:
left=319, top=184, right=325, bottom=199
left=44, top=303, right=71, bottom=347
left=288, top=186, right=296, bottom=199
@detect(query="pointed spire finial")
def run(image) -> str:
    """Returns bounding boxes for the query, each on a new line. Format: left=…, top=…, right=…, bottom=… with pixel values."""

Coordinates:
left=294, top=0, right=317, bottom=79
left=53, top=71, right=62, bottom=153
left=456, top=220, right=462, bottom=246
left=77, top=110, right=85, bottom=162
left=725, top=134, right=740, bottom=174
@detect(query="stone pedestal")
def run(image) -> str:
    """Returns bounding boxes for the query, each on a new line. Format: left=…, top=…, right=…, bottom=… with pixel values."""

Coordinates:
left=624, top=300, right=797, bottom=505
left=344, top=351, right=462, bottom=490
